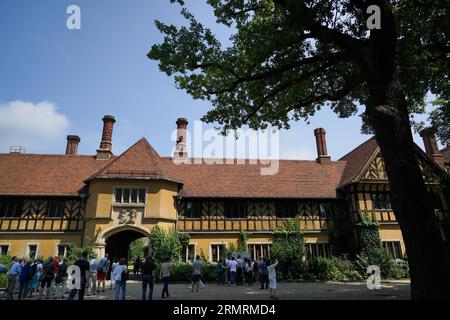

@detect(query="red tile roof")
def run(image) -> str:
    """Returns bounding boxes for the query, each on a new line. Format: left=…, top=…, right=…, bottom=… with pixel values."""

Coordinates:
left=89, top=138, right=180, bottom=183
left=338, top=137, right=379, bottom=187
left=441, top=146, right=450, bottom=164
left=0, top=154, right=115, bottom=196
left=0, top=137, right=372, bottom=199
left=163, top=158, right=347, bottom=198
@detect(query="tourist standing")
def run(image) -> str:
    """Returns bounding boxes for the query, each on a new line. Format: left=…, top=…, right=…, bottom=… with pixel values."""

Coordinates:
left=258, top=257, right=269, bottom=289
left=191, top=255, right=203, bottom=293
left=267, top=259, right=279, bottom=299
left=55, top=258, right=68, bottom=299
left=216, top=259, right=224, bottom=285
left=253, top=259, right=259, bottom=284
left=5, top=256, right=21, bottom=300
left=134, top=257, right=141, bottom=275
left=97, top=253, right=110, bottom=293
left=113, top=258, right=128, bottom=300
left=28, top=258, right=42, bottom=297
left=229, top=257, right=238, bottom=286
left=109, top=257, right=119, bottom=290
left=18, top=258, right=32, bottom=300
left=68, top=251, right=90, bottom=300
left=39, top=256, right=55, bottom=300
left=236, top=255, right=244, bottom=286
left=141, top=256, right=156, bottom=300
left=225, top=254, right=232, bottom=286
left=245, top=259, right=253, bottom=286
left=160, top=257, right=173, bottom=299
left=88, top=255, right=98, bottom=295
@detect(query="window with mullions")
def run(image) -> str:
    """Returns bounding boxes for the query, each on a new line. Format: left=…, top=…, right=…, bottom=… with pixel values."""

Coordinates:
left=57, top=244, right=68, bottom=257
left=275, top=201, right=297, bottom=218
left=306, top=243, right=331, bottom=259
left=185, top=201, right=202, bottom=218
left=224, top=200, right=246, bottom=218
left=181, top=244, right=195, bottom=262
left=47, top=201, right=65, bottom=218
left=114, top=188, right=146, bottom=204
left=210, top=244, right=226, bottom=262
left=370, top=193, right=392, bottom=210
left=28, top=244, right=37, bottom=260
left=248, top=244, right=271, bottom=260
left=0, top=245, right=9, bottom=256
left=382, top=241, right=403, bottom=260
left=0, top=199, right=23, bottom=218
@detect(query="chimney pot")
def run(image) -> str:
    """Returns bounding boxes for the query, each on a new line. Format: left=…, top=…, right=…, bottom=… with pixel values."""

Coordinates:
left=66, top=135, right=80, bottom=156
left=420, top=128, right=445, bottom=169
left=97, top=115, right=116, bottom=160
left=174, top=117, right=188, bottom=162
left=314, top=128, right=331, bottom=164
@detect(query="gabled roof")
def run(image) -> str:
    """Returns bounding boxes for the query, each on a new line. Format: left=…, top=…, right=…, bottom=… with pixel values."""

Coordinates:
left=88, top=138, right=180, bottom=183
left=338, top=137, right=379, bottom=187
left=0, top=154, right=115, bottom=196
left=163, top=158, right=347, bottom=199
left=441, top=146, right=450, bottom=164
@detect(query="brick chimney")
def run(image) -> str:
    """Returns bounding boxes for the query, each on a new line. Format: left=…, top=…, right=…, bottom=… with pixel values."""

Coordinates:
left=314, top=128, right=331, bottom=164
left=174, top=117, right=188, bottom=162
left=96, top=115, right=116, bottom=160
left=420, top=128, right=445, bottom=169
left=65, top=135, right=80, bottom=156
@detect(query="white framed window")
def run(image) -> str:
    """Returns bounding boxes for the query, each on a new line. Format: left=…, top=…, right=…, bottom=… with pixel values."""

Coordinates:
left=248, top=244, right=271, bottom=260
left=0, top=244, right=10, bottom=256
left=56, top=244, right=69, bottom=257
left=27, top=244, right=39, bottom=260
left=114, top=188, right=146, bottom=204
left=181, top=244, right=196, bottom=262
left=306, top=243, right=331, bottom=259
left=210, top=243, right=226, bottom=263
left=382, top=241, right=403, bottom=260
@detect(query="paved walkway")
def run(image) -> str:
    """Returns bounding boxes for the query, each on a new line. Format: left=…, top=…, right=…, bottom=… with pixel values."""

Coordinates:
left=10, top=280, right=410, bottom=300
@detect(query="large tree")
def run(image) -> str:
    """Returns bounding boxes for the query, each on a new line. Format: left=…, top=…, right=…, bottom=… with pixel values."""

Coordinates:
left=148, top=0, right=450, bottom=299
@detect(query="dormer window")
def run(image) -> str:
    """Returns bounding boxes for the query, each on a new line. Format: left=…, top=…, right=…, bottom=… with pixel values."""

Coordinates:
left=114, top=188, right=146, bottom=204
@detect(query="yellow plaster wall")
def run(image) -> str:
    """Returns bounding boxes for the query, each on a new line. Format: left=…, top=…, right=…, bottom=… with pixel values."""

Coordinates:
left=0, top=233, right=82, bottom=258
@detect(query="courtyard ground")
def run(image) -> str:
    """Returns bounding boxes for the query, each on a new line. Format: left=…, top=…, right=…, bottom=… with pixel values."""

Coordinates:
left=6, top=280, right=410, bottom=300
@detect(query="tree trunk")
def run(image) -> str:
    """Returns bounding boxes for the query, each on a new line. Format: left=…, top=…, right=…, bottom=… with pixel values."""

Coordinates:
left=367, top=75, right=450, bottom=299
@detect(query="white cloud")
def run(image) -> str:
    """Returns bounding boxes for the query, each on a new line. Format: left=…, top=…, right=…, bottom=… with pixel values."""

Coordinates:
left=0, top=101, right=69, bottom=152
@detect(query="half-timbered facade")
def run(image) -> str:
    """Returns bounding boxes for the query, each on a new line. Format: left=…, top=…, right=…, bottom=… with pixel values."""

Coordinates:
left=0, top=115, right=449, bottom=262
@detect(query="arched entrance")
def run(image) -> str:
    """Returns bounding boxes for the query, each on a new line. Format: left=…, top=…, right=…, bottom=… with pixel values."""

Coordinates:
left=95, top=225, right=151, bottom=262
left=105, top=229, right=149, bottom=262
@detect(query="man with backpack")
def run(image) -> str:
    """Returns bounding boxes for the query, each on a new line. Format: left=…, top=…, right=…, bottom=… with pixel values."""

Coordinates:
left=96, top=253, right=110, bottom=293
left=39, top=256, right=55, bottom=300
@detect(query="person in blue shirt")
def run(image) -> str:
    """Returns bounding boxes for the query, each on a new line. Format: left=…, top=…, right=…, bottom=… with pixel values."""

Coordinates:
left=6, top=256, right=22, bottom=299
left=18, top=258, right=32, bottom=300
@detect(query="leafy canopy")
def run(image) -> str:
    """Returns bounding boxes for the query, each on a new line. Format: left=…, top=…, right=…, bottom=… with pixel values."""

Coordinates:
left=149, top=0, right=448, bottom=142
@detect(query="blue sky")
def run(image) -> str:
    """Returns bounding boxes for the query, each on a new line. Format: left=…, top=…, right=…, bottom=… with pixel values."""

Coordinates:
left=0, top=0, right=437, bottom=160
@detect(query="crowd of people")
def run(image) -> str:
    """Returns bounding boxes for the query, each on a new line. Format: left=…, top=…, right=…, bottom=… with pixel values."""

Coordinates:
left=1, top=252, right=279, bottom=300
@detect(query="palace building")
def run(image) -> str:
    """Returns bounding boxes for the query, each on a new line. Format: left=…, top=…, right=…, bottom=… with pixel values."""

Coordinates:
left=0, top=115, right=449, bottom=262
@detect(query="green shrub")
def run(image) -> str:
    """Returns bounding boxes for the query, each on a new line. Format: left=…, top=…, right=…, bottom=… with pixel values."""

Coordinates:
left=154, top=261, right=218, bottom=283
left=271, top=218, right=305, bottom=280
left=355, top=248, right=393, bottom=278
left=150, top=226, right=182, bottom=263
left=0, top=273, right=6, bottom=288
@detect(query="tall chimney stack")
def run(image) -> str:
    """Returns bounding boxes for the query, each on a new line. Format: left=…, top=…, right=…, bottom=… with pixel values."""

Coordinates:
left=174, top=117, right=188, bottom=162
left=420, top=128, right=445, bottom=168
left=96, top=115, right=116, bottom=160
left=65, top=135, right=80, bottom=156
left=314, top=128, right=331, bottom=164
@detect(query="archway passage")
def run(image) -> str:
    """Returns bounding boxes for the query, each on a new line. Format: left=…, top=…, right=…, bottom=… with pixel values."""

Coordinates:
left=105, top=230, right=148, bottom=263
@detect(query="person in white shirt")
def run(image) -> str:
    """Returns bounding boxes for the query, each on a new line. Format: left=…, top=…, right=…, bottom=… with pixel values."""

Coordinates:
left=109, top=257, right=119, bottom=290
left=88, top=256, right=98, bottom=295
left=267, top=259, right=279, bottom=299
left=229, top=257, right=238, bottom=286
left=114, top=258, right=128, bottom=300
